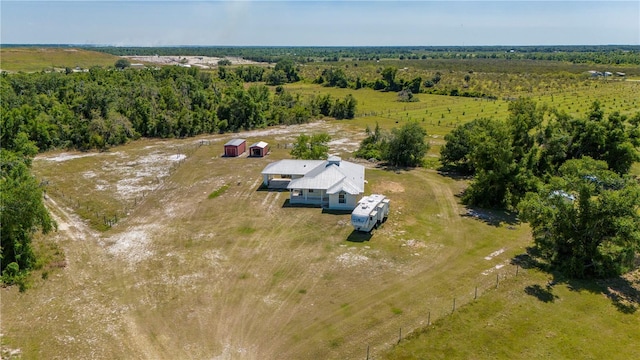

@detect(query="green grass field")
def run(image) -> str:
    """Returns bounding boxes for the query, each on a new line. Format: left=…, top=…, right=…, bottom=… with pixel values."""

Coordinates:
left=384, top=268, right=640, bottom=359
left=1, top=53, right=639, bottom=359
left=0, top=47, right=118, bottom=72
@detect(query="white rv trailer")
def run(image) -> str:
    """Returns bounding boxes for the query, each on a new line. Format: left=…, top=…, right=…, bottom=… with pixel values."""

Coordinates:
left=351, top=194, right=390, bottom=232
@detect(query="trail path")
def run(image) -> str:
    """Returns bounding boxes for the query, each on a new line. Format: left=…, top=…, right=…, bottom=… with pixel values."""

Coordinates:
left=42, top=197, right=163, bottom=359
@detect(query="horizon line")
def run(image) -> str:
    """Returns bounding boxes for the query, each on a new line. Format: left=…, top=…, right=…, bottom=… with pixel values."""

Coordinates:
left=2, top=43, right=639, bottom=48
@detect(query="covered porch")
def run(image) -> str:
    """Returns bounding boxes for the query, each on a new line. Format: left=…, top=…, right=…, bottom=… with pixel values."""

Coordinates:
left=289, top=188, right=329, bottom=207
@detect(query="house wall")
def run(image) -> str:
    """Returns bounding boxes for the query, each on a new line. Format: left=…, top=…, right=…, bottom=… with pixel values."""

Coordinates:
left=290, top=189, right=327, bottom=206
left=288, top=190, right=358, bottom=209
left=328, top=193, right=358, bottom=210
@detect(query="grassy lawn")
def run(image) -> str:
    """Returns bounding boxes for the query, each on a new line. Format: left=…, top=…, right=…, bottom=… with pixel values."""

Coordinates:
left=383, top=268, right=640, bottom=360
left=0, top=47, right=118, bottom=72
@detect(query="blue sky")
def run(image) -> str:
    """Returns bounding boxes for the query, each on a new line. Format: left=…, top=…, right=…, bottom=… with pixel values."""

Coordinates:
left=1, top=1, right=639, bottom=46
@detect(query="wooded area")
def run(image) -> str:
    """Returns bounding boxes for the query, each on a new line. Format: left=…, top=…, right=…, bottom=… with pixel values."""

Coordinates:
left=440, top=99, right=640, bottom=278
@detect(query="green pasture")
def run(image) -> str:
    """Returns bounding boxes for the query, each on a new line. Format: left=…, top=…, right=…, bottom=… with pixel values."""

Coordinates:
left=298, top=59, right=639, bottom=107
left=0, top=47, right=118, bottom=72
left=286, top=83, right=506, bottom=136
left=286, top=79, right=639, bottom=143
left=384, top=269, right=640, bottom=360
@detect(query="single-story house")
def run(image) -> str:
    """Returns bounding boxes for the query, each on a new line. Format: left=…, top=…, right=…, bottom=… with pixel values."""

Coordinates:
left=261, top=156, right=365, bottom=210
left=224, top=139, right=246, bottom=157
left=249, top=141, right=269, bottom=157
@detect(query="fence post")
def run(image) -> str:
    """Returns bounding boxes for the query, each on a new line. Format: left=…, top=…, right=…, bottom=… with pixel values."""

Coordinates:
left=516, top=264, right=519, bottom=277
left=398, top=327, right=402, bottom=344
left=366, top=345, right=370, bottom=360
left=475, top=286, right=478, bottom=300
left=427, top=311, right=430, bottom=326
left=496, top=273, right=499, bottom=289
left=452, top=297, right=456, bottom=313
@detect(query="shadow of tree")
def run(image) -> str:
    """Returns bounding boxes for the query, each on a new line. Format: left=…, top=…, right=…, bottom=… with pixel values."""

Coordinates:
left=511, top=247, right=549, bottom=271
left=594, top=276, right=639, bottom=314
left=512, top=248, right=640, bottom=314
left=524, top=284, right=558, bottom=303
left=436, top=166, right=474, bottom=181
left=462, top=206, right=520, bottom=227
left=375, top=164, right=413, bottom=173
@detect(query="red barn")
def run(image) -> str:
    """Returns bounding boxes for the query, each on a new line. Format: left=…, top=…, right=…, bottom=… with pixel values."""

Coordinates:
left=224, top=138, right=246, bottom=157
left=249, top=141, right=269, bottom=157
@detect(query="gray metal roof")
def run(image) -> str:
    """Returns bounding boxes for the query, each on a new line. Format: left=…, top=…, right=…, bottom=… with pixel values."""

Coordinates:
left=327, top=177, right=362, bottom=195
left=288, top=165, right=346, bottom=190
left=225, top=138, right=246, bottom=146
left=262, top=160, right=325, bottom=176
left=250, top=141, right=269, bottom=149
left=261, top=158, right=365, bottom=194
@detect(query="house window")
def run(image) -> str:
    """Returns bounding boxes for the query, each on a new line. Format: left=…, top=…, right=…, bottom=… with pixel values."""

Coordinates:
left=309, top=189, right=314, bottom=193
left=339, top=193, right=346, bottom=204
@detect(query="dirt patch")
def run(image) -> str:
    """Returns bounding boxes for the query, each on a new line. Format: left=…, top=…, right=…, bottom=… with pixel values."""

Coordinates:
left=336, top=252, right=369, bottom=268
left=104, top=225, right=156, bottom=265
left=402, top=239, right=426, bottom=248
left=328, top=137, right=361, bottom=153
left=376, top=181, right=405, bottom=193
left=482, top=261, right=508, bottom=275
left=123, top=55, right=260, bottom=69
left=484, top=248, right=506, bottom=260
left=38, top=152, right=100, bottom=162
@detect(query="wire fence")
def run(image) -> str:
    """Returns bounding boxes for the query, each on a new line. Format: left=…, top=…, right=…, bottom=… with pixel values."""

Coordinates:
left=42, top=141, right=206, bottom=229
left=363, top=262, right=528, bottom=360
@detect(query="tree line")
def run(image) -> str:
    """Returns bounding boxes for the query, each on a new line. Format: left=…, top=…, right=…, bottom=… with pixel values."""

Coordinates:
left=315, top=65, right=495, bottom=103
left=1, top=63, right=356, bottom=152
left=78, top=45, right=640, bottom=65
left=440, top=99, right=640, bottom=278
left=1, top=134, right=54, bottom=289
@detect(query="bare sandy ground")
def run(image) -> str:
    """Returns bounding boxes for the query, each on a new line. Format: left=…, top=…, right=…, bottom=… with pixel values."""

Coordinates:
left=123, top=55, right=261, bottom=69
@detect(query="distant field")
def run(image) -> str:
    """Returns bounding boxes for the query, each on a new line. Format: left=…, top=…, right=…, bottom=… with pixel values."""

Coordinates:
left=285, top=79, right=640, bottom=139
left=0, top=47, right=118, bottom=72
